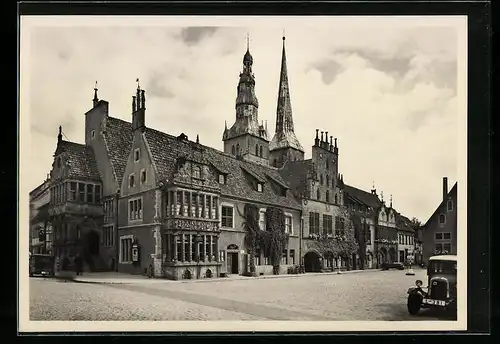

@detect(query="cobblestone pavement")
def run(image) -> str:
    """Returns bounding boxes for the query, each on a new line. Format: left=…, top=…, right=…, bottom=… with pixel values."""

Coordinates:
left=29, top=269, right=456, bottom=321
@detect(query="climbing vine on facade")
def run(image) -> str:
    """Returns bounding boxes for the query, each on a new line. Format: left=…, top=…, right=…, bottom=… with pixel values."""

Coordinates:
left=238, top=204, right=289, bottom=276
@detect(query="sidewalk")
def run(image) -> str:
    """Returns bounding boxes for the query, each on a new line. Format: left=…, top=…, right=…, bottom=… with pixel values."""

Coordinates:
left=61, top=267, right=386, bottom=285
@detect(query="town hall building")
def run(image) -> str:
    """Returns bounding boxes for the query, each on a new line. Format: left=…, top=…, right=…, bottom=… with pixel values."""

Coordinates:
left=32, top=36, right=418, bottom=279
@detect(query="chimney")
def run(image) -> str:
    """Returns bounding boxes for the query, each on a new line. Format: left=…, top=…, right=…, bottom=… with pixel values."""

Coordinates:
left=132, top=83, right=146, bottom=132
left=443, top=177, right=448, bottom=201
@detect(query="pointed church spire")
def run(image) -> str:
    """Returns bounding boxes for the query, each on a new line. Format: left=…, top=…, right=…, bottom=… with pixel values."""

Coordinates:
left=269, top=34, right=304, bottom=155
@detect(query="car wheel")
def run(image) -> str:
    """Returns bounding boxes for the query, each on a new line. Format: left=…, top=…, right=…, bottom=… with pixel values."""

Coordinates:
left=407, top=294, right=421, bottom=315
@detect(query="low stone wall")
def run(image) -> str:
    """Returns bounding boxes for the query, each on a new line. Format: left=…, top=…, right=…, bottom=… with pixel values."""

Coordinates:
left=164, top=262, right=220, bottom=280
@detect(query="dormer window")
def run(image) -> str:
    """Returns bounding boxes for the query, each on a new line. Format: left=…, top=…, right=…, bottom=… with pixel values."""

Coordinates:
left=91, top=130, right=95, bottom=139
left=134, top=148, right=140, bottom=162
left=218, top=174, right=226, bottom=185
left=193, top=166, right=201, bottom=179
left=257, top=183, right=263, bottom=192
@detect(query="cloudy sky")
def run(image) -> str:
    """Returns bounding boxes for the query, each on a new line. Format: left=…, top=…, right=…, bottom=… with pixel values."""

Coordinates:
left=21, top=16, right=466, bottom=222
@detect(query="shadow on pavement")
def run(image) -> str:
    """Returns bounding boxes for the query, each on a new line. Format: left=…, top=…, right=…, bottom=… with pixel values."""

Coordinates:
left=375, top=302, right=457, bottom=321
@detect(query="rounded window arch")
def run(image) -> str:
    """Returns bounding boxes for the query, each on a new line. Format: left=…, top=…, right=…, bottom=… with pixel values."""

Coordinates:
left=255, top=144, right=259, bottom=156
left=326, top=190, right=330, bottom=202
left=259, top=145, right=263, bottom=157
left=320, top=174, right=323, bottom=185
left=439, top=214, right=446, bottom=224
left=231, top=145, right=235, bottom=155
left=317, top=189, right=321, bottom=200
left=326, top=175, right=330, bottom=186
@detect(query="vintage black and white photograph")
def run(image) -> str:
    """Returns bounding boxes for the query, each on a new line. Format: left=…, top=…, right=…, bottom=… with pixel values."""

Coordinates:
left=19, top=15, right=467, bottom=332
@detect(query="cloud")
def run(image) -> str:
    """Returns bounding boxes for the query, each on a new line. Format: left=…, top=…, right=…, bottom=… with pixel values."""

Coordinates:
left=180, top=27, right=218, bottom=45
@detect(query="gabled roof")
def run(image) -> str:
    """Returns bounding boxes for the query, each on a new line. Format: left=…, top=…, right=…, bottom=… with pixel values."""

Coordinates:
left=423, top=182, right=457, bottom=228
left=104, top=117, right=134, bottom=186
left=141, top=124, right=301, bottom=210
left=343, top=184, right=381, bottom=210
left=55, top=140, right=101, bottom=181
left=395, top=213, right=414, bottom=233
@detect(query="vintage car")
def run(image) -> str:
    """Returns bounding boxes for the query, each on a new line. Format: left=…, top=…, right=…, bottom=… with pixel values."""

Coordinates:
left=381, top=262, right=405, bottom=270
left=406, top=254, right=457, bottom=315
left=29, top=253, right=55, bottom=277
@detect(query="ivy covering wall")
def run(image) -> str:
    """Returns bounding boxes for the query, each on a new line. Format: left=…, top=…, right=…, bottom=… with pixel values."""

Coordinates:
left=238, top=204, right=289, bottom=275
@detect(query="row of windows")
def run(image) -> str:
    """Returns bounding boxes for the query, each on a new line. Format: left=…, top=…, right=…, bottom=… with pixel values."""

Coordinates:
left=51, top=182, right=101, bottom=205
left=162, top=234, right=218, bottom=263
left=128, top=169, right=147, bottom=188
left=231, top=144, right=264, bottom=158
left=398, top=234, right=414, bottom=246
left=313, top=189, right=339, bottom=203
left=309, top=212, right=345, bottom=236
left=317, top=174, right=335, bottom=187
left=129, top=198, right=143, bottom=221
left=435, top=232, right=452, bottom=240
left=166, top=190, right=219, bottom=219
left=435, top=242, right=452, bottom=254
left=252, top=248, right=296, bottom=266
left=257, top=209, right=293, bottom=234
left=103, top=225, right=114, bottom=247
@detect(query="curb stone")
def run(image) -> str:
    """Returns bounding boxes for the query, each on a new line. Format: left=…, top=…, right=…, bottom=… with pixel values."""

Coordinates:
left=69, top=268, right=394, bottom=285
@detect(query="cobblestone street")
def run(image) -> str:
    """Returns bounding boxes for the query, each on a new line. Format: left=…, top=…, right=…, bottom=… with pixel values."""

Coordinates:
left=29, top=269, right=456, bottom=321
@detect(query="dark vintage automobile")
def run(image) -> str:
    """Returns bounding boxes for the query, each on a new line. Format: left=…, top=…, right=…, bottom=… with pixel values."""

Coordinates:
left=407, top=255, right=457, bottom=315
left=380, top=262, right=405, bottom=270
left=29, top=253, right=55, bottom=277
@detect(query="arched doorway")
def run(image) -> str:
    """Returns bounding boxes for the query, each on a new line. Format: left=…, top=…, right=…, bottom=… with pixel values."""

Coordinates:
left=86, top=230, right=100, bottom=256
left=304, top=251, right=321, bottom=272
left=377, top=248, right=387, bottom=267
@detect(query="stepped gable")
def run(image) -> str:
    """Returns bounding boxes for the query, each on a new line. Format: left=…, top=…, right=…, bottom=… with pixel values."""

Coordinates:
left=343, top=184, right=381, bottom=210
left=55, top=140, right=101, bottom=181
left=143, top=126, right=301, bottom=210
left=278, top=159, right=313, bottom=198
left=104, top=117, right=134, bottom=186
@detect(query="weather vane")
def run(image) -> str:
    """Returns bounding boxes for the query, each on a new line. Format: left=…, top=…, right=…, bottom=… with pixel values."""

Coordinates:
left=94, top=80, right=98, bottom=89
left=136, top=78, right=140, bottom=89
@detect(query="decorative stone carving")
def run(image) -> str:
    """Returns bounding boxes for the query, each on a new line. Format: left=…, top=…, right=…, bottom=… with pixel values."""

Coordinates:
left=166, top=218, right=220, bottom=232
left=153, top=189, right=162, bottom=222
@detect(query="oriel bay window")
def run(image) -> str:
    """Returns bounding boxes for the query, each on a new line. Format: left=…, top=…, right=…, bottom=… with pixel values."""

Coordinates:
left=166, top=233, right=219, bottom=263
left=165, top=189, right=219, bottom=220
left=52, top=181, right=101, bottom=205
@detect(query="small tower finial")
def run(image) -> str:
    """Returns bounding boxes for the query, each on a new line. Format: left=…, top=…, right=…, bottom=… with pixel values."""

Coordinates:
left=390, top=194, right=393, bottom=208
left=315, top=129, right=319, bottom=139
left=246, top=32, right=250, bottom=51
left=381, top=191, right=384, bottom=202
left=334, top=138, right=338, bottom=148
left=321, top=131, right=324, bottom=142
left=93, top=81, right=99, bottom=107
left=136, top=78, right=140, bottom=90
left=196, top=134, right=199, bottom=144
left=58, top=125, right=62, bottom=143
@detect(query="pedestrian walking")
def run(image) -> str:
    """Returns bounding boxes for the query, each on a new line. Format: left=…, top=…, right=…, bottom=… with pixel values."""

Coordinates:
left=74, top=253, right=83, bottom=276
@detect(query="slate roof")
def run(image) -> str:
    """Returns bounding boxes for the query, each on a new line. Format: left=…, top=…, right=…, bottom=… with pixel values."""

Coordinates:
left=343, top=184, right=382, bottom=210
left=278, top=159, right=313, bottom=198
left=396, top=213, right=415, bottom=233
left=104, top=117, right=134, bottom=185
left=142, top=125, right=302, bottom=210
left=55, top=140, right=101, bottom=181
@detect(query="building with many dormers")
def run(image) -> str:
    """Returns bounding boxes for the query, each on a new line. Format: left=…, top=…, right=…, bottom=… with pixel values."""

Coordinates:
left=36, top=36, right=418, bottom=279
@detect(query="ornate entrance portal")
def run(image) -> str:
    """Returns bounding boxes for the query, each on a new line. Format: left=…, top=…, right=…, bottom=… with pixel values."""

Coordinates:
left=86, top=230, right=100, bottom=256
